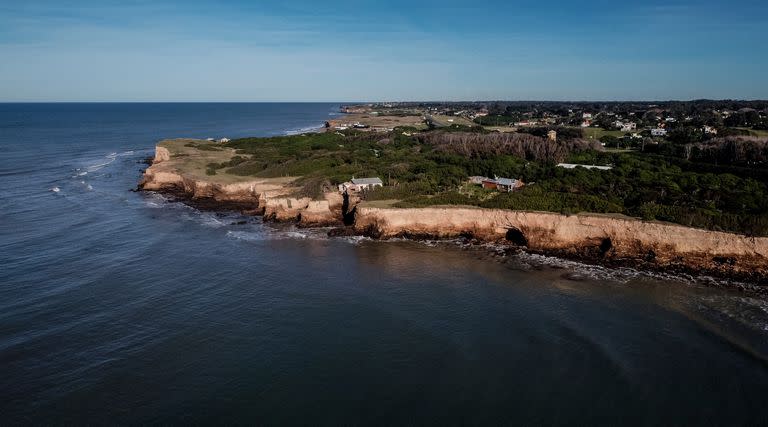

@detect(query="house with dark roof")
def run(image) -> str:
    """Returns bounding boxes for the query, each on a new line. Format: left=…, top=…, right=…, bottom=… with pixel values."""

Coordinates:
left=480, top=176, right=524, bottom=192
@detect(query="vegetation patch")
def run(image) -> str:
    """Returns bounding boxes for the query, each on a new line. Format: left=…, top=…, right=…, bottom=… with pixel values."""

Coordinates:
left=216, top=128, right=768, bottom=236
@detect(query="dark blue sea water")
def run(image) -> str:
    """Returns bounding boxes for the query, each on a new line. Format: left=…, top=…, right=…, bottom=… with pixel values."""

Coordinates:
left=1, top=103, right=768, bottom=425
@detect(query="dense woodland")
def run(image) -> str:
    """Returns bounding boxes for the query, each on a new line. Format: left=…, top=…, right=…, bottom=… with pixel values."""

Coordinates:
left=215, top=125, right=768, bottom=236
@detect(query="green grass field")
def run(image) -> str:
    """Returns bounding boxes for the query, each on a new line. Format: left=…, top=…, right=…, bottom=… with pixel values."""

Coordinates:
left=734, top=127, right=768, bottom=137
left=581, top=127, right=627, bottom=140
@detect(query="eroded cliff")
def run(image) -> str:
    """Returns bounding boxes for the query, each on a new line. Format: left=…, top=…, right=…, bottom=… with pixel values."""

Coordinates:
left=141, top=140, right=768, bottom=281
left=354, top=206, right=768, bottom=281
left=140, top=139, right=344, bottom=224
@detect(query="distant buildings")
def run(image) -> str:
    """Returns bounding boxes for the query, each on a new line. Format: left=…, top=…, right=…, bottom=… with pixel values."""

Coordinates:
left=615, top=121, right=637, bottom=132
left=703, top=125, right=718, bottom=135
left=556, top=163, right=613, bottom=171
left=651, top=128, right=668, bottom=137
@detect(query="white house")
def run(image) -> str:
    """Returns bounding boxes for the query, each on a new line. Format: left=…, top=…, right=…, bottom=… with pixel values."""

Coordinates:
left=616, top=122, right=637, bottom=132
left=338, top=177, right=383, bottom=193
left=218, top=138, right=230, bottom=143
left=651, top=128, right=668, bottom=137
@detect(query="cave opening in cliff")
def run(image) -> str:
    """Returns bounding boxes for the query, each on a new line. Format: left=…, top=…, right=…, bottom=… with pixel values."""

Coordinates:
left=505, top=227, right=528, bottom=247
left=342, top=192, right=355, bottom=226
left=599, top=237, right=613, bottom=255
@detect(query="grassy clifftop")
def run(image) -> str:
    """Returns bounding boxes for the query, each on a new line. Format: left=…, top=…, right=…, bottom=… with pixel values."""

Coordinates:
left=177, top=128, right=768, bottom=236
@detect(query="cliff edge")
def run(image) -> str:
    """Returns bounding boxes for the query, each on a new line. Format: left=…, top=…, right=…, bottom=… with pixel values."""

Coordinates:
left=139, top=139, right=343, bottom=225
left=354, top=206, right=768, bottom=281
left=140, top=140, right=768, bottom=282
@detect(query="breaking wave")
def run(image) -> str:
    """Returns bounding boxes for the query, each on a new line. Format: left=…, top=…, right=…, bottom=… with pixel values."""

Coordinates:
left=284, top=124, right=323, bottom=135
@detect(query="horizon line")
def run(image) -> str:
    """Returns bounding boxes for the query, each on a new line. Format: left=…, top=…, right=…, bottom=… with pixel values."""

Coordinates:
left=2, top=99, right=768, bottom=104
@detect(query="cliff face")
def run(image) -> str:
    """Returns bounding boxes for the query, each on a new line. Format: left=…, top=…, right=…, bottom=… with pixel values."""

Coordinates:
left=140, top=140, right=344, bottom=225
left=354, top=206, right=768, bottom=280
left=141, top=140, right=768, bottom=281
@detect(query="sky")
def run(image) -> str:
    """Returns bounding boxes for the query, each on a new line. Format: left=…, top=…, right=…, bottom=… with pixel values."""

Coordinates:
left=0, top=0, right=767, bottom=101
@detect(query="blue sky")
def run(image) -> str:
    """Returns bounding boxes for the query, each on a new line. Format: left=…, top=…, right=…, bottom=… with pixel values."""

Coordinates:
left=1, top=0, right=766, bottom=101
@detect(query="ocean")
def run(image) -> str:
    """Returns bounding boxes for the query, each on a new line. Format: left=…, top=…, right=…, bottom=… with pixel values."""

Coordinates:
left=1, top=103, right=767, bottom=425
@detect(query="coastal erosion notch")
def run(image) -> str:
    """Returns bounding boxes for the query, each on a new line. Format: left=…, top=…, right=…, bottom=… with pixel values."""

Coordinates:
left=505, top=227, right=528, bottom=247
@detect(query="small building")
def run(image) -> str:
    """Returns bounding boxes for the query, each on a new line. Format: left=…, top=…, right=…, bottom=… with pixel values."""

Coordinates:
left=338, top=177, right=383, bottom=193
left=547, top=130, right=557, bottom=141
left=495, top=177, right=523, bottom=192
left=582, top=112, right=593, bottom=119
left=481, top=177, right=524, bottom=192
left=620, top=122, right=637, bottom=132
left=703, top=125, right=718, bottom=135
left=218, top=138, right=230, bottom=143
left=651, top=128, right=668, bottom=137
left=481, top=179, right=499, bottom=190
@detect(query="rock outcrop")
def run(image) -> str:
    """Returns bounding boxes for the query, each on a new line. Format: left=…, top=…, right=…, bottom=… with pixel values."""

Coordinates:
left=354, top=206, right=768, bottom=281
left=140, top=140, right=344, bottom=224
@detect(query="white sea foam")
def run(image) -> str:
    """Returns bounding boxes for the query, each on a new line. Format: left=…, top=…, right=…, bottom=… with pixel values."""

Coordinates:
left=226, top=230, right=272, bottom=242
left=83, top=150, right=139, bottom=173
left=284, top=124, right=322, bottom=135
left=178, top=210, right=230, bottom=228
left=50, top=186, right=60, bottom=193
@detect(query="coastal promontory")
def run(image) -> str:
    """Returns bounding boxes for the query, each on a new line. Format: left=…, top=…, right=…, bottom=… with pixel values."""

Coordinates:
left=139, top=106, right=768, bottom=282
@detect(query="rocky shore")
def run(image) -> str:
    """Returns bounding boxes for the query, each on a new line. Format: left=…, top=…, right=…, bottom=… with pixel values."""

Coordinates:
left=140, top=140, right=768, bottom=283
left=138, top=139, right=345, bottom=227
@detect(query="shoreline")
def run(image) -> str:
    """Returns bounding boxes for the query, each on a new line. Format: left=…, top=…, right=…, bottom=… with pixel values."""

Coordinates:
left=140, top=186, right=768, bottom=293
left=138, top=139, right=768, bottom=286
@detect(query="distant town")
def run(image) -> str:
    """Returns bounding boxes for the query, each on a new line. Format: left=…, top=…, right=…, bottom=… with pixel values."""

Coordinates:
left=330, top=100, right=768, bottom=150
left=155, top=98, right=768, bottom=249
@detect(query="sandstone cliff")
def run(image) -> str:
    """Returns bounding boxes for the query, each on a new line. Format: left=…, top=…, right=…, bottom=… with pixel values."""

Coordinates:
left=140, top=139, right=344, bottom=224
left=141, top=140, right=768, bottom=281
left=354, top=206, right=768, bottom=281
